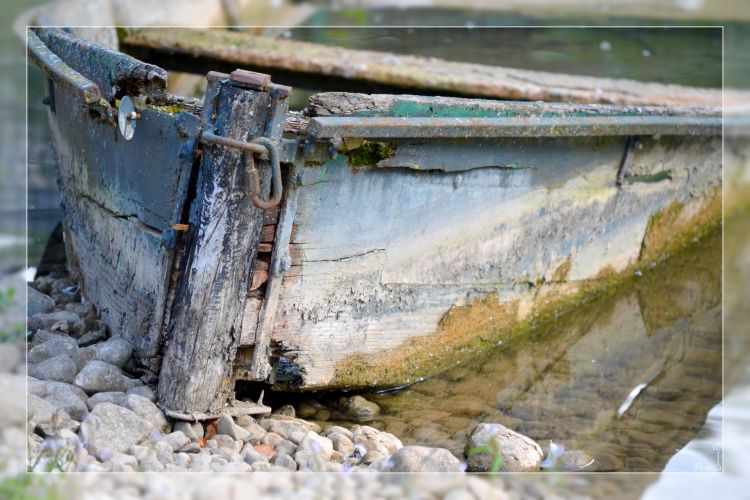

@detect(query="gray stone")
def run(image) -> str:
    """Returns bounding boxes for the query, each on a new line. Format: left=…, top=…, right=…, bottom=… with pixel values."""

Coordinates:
left=178, top=442, right=202, bottom=454
left=465, top=423, right=543, bottom=472
left=28, top=338, right=79, bottom=365
left=273, top=453, right=297, bottom=471
left=29, top=330, right=71, bottom=348
left=0, top=342, right=22, bottom=373
left=294, top=449, right=327, bottom=472
left=272, top=404, right=296, bottom=417
left=86, top=391, right=128, bottom=410
left=164, top=431, right=190, bottom=452
left=275, top=439, right=297, bottom=457
left=209, top=434, right=236, bottom=450
left=251, top=461, right=272, bottom=472
left=27, top=286, right=55, bottom=316
left=91, top=337, right=132, bottom=368
left=328, top=431, right=355, bottom=456
left=216, top=413, right=249, bottom=441
left=77, top=328, right=107, bottom=347
left=28, top=377, right=47, bottom=398
left=124, top=394, right=170, bottom=433
left=174, top=421, right=199, bottom=441
left=387, top=446, right=463, bottom=472
left=28, top=354, right=78, bottom=384
left=43, top=381, right=89, bottom=421
left=352, top=425, right=402, bottom=456
left=264, top=415, right=321, bottom=433
left=106, top=451, right=139, bottom=472
left=261, top=432, right=284, bottom=448
left=74, top=360, right=140, bottom=394
left=260, top=418, right=308, bottom=443
left=296, top=431, right=333, bottom=460
left=29, top=310, right=82, bottom=334
left=78, top=403, right=155, bottom=460
left=296, top=401, right=318, bottom=419
left=241, top=446, right=269, bottom=465
left=362, top=450, right=387, bottom=465
left=342, top=395, right=380, bottom=421
left=238, top=419, right=266, bottom=443
left=28, top=393, right=79, bottom=436
left=174, top=453, right=191, bottom=467
left=139, top=449, right=166, bottom=472
left=189, top=452, right=211, bottom=471
left=126, top=385, right=156, bottom=402
left=323, top=425, right=353, bottom=440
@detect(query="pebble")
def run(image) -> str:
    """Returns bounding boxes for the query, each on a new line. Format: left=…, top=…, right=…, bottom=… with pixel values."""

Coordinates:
left=352, top=425, right=403, bottom=456
left=164, top=431, right=190, bottom=452
left=385, top=446, right=463, bottom=472
left=78, top=403, right=155, bottom=460
left=91, top=337, right=132, bottom=368
left=77, top=327, right=107, bottom=347
left=42, top=381, right=89, bottom=421
left=341, top=395, right=381, bottom=421
left=74, top=360, right=141, bottom=394
left=29, top=354, right=78, bottom=384
left=124, top=394, right=170, bottom=433
left=174, top=421, right=200, bottom=442
left=127, top=385, right=156, bottom=402
left=27, top=286, right=55, bottom=316
left=465, top=423, right=543, bottom=472
left=216, top=413, right=249, bottom=441
left=274, top=453, right=298, bottom=471
left=86, top=391, right=128, bottom=410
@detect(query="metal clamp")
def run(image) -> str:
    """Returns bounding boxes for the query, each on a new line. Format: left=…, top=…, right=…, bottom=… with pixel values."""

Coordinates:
left=201, top=131, right=282, bottom=210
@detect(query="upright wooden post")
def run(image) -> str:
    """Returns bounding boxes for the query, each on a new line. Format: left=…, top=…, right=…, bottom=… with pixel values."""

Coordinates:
left=157, top=71, right=289, bottom=418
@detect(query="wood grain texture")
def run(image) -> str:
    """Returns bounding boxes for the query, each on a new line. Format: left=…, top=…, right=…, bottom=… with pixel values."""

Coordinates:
left=46, top=69, right=196, bottom=373
left=122, top=28, right=721, bottom=107
left=157, top=77, right=288, bottom=415
left=255, top=134, right=721, bottom=390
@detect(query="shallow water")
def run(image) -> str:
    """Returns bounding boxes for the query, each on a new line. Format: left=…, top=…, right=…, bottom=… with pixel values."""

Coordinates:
left=283, top=227, right=721, bottom=472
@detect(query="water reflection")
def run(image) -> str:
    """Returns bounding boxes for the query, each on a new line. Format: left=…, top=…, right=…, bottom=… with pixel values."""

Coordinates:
left=311, top=227, right=721, bottom=472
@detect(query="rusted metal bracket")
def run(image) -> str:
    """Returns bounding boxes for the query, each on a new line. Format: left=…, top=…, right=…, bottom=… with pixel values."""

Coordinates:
left=201, top=131, right=283, bottom=210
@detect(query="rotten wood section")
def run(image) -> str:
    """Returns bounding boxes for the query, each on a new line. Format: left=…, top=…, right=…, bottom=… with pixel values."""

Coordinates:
left=121, top=28, right=721, bottom=107
left=157, top=72, right=289, bottom=417
left=42, top=46, right=199, bottom=374
left=36, top=28, right=168, bottom=102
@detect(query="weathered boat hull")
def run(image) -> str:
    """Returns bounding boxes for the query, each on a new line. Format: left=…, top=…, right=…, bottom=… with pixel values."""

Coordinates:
left=29, top=27, right=727, bottom=419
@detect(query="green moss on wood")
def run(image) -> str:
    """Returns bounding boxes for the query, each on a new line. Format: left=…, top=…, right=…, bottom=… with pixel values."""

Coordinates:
left=346, top=141, right=396, bottom=167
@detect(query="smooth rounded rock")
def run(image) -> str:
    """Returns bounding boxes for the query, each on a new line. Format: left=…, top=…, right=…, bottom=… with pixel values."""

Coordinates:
left=465, top=423, right=543, bottom=472
left=86, top=391, right=128, bottom=410
left=124, top=394, right=170, bottom=433
left=42, top=381, right=89, bottom=421
left=387, top=446, right=463, bottom=472
left=74, top=360, right=140, bottom=394
left=28, top=354, right=78, bottom=384
left=91, top=337, right=132, bottom=368
left=78, top=403, right=155, bottom=460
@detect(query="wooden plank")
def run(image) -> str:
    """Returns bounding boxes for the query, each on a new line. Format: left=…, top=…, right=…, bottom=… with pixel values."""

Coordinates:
left=252, top=133, right=721, bottom=390
left=37, top=28, right=168, bottom=101
left=157, top=73, right=289, bottom=416
left=121, top=28, right=722, bottom=107
left=45, top=58, right=196, bottom=374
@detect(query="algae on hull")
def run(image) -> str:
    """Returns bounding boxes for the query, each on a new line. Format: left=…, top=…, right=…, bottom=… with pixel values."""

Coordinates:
left=325, top=188, right=723, bottom=392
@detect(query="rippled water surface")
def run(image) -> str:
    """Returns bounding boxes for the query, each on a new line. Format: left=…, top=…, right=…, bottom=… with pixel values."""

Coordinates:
left=289, top=227, right=721, bottom=472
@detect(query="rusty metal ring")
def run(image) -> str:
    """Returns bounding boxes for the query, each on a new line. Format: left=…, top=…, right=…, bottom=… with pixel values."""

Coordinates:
left=248, top=136, right=282, bottom=210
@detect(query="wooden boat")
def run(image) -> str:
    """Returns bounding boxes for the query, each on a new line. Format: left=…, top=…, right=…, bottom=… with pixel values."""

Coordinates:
left=27, top=26, right=730, bottom=420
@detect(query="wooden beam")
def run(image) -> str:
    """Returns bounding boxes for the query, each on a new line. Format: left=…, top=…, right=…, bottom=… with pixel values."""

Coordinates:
left=121, top=27, right=721, bottom=107
left=157, top=73, right=289, bottom=416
